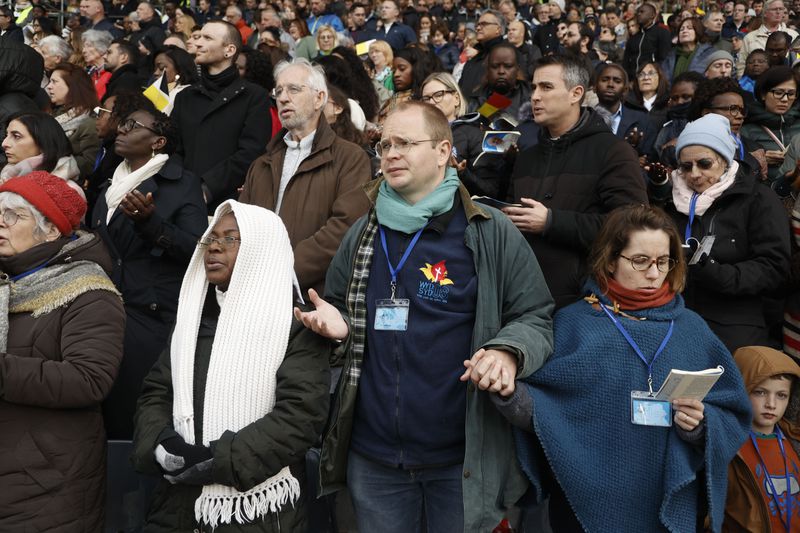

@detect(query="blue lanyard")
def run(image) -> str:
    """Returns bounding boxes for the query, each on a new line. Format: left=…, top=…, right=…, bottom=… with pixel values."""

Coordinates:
left=378, top=224, right=425, bottom=300
left=750, top=428, right=792, bottom=532
left=599, top=303, right=674, bottom=395
left=92, top=147, right=105, bottom=173
left=684, top=192, right=699, bottom=244
left=736, top=136, right=745, bottom=161
left=11, top=261, right=49, bottom=282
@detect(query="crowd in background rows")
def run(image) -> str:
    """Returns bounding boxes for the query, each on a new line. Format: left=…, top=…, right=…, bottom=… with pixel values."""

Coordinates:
left=6, top=0, right=800, bottom=529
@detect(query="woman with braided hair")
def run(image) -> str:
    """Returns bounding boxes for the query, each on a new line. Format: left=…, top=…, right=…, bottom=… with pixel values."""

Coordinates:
left=91, top=106, right=208, bottom=439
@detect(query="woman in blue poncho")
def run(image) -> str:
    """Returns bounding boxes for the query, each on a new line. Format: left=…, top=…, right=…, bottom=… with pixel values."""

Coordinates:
left=494, top=205, right=752, bottom=532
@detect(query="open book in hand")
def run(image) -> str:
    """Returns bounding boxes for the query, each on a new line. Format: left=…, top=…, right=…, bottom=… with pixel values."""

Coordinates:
left=654, top=365, right=725, bottom=401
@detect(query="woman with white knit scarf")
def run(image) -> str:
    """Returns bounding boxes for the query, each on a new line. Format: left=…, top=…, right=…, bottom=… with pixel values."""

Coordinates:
left=132, top=200, right=331, bottom=532
left=92, top=106, right=208, bottom=440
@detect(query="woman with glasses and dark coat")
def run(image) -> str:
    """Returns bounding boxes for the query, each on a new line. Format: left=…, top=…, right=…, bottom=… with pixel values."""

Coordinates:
left=91, top=103, right=208, bottom=439
left=665, top=113, right=790, bottom=352
left=741, top=66, right=800, bottom=183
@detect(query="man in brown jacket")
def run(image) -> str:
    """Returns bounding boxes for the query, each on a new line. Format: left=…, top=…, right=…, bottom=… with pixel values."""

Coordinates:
left=239, top=58, right=371, bottom=296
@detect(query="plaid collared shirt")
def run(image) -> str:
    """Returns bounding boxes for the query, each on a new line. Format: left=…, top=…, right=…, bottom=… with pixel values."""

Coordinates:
left=343, top=210, right=379, bottom=387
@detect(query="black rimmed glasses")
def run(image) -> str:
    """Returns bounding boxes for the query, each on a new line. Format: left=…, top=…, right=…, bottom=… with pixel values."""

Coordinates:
left=118, top=117, right=160, bottom=135
left=619, top=254, right=676, bottom=273
left=375, top=138, right=438, bottom=157
left=770, top=88, right=798, bottom=100
left=421, top=89, right=456, bottom=104
left=475, top=20, right=499, bottom=28
left=198, top=236, right=241, bottom=248
left=706, top=104, right=747, bottom=117
left=0, top=209, right=29, bottom=227
left=678, top=158, right=716, bottom=173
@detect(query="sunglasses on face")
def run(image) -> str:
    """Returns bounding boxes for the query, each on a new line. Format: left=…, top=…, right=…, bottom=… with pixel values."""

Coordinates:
left=678, top=158, right=716, bottom=172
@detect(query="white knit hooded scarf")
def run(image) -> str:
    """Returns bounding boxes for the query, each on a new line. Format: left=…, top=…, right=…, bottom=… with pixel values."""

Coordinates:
left=170, top=200, right=300, bottom=528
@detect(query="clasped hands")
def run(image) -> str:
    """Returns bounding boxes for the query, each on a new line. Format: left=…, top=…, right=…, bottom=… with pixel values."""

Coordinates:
left=460, top=348, right=517, bottom=397
left=155, top=431, right=214, bottom=485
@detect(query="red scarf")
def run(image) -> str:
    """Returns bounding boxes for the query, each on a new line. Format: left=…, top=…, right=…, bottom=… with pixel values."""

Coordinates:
left=604, top=278, right=675, bottom=311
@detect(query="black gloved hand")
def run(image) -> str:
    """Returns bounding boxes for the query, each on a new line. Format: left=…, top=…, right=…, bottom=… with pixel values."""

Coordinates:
left=155, top=432, right=213, bottom=476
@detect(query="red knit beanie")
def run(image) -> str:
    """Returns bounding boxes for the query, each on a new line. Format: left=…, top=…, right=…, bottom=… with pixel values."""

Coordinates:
left=0, top=172, right=87, bottom=235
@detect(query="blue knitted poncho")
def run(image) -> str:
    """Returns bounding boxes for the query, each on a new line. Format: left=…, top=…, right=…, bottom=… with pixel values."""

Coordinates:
left=515, top=281, right=752, bottom=532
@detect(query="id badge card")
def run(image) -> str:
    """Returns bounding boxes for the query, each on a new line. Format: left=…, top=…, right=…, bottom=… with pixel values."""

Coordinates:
left=689, top=235, right=716, bottom=265
left=630, top=391, right=672, bottom=427
left=374, top=299, right=410, bottom=331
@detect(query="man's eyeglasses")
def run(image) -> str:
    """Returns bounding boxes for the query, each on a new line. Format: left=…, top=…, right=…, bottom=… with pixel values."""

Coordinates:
left=198, top=236, right=241, bottom=248
left=475, top=20, right=499, bottom=28
left=421, top=89, right=456, bottom=104
left=0, top=209, right=29, bottom=227
left=375, top=138, right=438, bottom=157
left=91, top=106, right=112, bottom=118
left=770, top=88, right=798, bottom=100
left=118, top=117, right=160, bottom=134
left=619, top=254, right=677, bottom=273
left=706, top=104, right=747, bottom=117
left=678, top=158, right=716, bottom=172
left=271, top=84, right=308, bottom=99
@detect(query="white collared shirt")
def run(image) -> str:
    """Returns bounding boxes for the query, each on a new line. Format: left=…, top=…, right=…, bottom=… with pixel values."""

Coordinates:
left=276, top=129, right=315, bottom=214
left=609, top=105, right=623, bottom=135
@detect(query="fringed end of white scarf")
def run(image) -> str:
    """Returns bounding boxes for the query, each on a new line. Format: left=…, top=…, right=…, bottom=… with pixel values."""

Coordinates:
left=194, top=470, right=301, bottom=528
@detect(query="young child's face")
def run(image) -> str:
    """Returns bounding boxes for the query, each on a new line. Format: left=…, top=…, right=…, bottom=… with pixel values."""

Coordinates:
left=750, top=376, right=793, bottom=434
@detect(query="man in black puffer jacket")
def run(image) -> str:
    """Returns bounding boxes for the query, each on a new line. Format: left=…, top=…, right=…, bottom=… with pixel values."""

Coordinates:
left=505, top=55, right=648, bottom=309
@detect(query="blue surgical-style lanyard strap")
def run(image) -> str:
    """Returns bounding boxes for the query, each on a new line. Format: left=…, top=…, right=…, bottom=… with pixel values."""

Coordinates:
left=599, top=303, right=674, bottom=395
left=685, top=192, right=699, bottom=244
left=378, top=224, right=426, bottom=300
left=750, top=428, right=792, bottom=532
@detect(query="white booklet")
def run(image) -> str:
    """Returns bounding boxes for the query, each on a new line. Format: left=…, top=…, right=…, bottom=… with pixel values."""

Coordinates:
left=654, top=365, right=725, bottom=401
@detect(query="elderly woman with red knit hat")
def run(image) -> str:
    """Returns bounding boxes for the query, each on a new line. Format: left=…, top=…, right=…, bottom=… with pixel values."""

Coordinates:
left=0, top=171, right=126, bottom=531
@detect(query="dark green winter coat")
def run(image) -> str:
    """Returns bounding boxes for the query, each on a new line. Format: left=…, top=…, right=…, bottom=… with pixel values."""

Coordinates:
left=132, top=294, right=331, bottom=532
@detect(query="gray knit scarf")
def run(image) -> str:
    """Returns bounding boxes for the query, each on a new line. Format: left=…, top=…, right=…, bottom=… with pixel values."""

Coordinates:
left=0, top=234, right=121, bottom=352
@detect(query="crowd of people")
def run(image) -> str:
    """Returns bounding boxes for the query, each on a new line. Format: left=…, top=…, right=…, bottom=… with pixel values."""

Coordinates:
left=5, top=0, right=800, bottom=530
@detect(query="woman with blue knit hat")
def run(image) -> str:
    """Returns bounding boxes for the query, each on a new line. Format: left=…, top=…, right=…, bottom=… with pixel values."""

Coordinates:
left=666, top=112, right=791, bottom=351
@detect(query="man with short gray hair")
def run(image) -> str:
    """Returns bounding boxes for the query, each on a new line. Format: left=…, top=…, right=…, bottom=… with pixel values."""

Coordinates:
left=224, top=5, right=253, bottom=45
left=239, top=58, right=371, bottom=295
left=38, top=35, right=73, bottom=73
left=248, top=7, right=295, bottom=53
left=736, top=0, right=798, bottom=75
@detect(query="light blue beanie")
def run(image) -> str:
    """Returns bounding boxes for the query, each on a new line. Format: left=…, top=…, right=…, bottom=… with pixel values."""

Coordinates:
left=675, top=113, right=737, bottom=165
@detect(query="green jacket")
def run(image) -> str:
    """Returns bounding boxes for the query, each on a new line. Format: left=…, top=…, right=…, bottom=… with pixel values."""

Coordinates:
left=319, top=179, right=555, bottom=531
left=132, top=298, right=331, bottom=532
